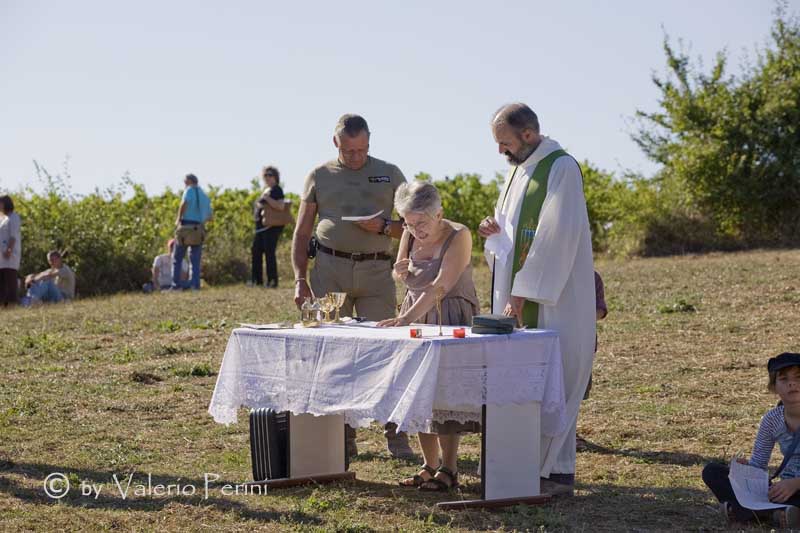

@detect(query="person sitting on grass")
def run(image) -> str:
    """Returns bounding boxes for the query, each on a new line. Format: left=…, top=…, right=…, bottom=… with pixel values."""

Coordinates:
left=144, top=239, right=189, bottom=292
left=702, top=352, right=800, bottom=528
left=24, top=250, right=76, bottom=304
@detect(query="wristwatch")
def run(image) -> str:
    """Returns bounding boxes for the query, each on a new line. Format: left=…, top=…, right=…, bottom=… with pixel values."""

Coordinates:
left=381, top=219, right=392, bottom=236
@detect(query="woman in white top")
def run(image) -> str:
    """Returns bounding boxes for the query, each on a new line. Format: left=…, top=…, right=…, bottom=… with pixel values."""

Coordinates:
left=0, top=195, right=21, bottom=306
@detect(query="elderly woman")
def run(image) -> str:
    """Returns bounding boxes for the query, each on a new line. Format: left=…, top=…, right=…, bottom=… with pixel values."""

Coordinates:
left=377, top=180, right=480, bottom=491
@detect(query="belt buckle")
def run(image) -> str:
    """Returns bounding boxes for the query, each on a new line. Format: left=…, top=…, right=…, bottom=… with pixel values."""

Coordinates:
left=350, top=252, right=363, bottom=261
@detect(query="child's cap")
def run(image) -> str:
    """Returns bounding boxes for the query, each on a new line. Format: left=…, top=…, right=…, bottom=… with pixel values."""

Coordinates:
left=768, top=353, right=800, bottom=373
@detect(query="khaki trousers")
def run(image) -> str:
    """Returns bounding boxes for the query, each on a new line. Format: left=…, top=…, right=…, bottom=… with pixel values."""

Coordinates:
left=310, top=251, right=396, bottom=321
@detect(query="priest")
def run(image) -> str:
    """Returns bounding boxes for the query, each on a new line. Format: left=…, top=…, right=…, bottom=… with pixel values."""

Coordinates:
left=478, top=102, right=596, bottom=496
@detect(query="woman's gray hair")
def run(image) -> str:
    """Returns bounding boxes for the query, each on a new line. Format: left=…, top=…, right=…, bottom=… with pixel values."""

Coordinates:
left=394, top=180, right=442, bottom=218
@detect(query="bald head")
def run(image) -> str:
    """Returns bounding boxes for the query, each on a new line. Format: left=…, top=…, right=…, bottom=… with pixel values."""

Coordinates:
left=491, top=103, right=542, bottom=165
left=492, top=103, right=540, bottom=133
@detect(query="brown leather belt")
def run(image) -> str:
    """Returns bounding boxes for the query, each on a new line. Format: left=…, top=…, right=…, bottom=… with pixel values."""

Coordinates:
left=317, top=243, right=392, bottom=262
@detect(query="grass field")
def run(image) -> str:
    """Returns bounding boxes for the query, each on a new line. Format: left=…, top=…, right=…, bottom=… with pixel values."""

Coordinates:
left=1, top=249, right=799, bottom=532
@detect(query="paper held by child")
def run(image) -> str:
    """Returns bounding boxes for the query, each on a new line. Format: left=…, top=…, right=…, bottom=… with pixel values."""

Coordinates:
left=341, top=210, right=384, bottom=222
left=729, top=456, right=790, bottom=511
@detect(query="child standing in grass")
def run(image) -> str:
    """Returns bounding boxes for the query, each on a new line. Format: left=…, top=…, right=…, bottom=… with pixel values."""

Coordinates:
left=702, top=352, right=800, bottom=527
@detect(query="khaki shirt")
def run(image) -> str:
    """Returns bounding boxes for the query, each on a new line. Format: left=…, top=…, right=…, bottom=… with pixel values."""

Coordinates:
left=302, top=156, right=406, bottom=253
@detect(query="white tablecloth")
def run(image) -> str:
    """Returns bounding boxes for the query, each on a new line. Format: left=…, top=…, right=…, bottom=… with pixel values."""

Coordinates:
left=208, top=324, right=567, bottom=436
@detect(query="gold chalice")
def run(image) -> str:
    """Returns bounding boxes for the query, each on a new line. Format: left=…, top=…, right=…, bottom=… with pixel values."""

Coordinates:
left=319, top=295, right=335, bottom=322
left=331, top=292, right=347, bottom=322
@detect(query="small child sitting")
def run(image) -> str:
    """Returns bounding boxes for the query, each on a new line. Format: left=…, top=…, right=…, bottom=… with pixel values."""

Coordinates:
left=702, top=352, right=800, bottom=527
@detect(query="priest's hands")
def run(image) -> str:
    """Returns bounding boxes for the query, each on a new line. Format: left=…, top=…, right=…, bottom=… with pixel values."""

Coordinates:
left=376, top=315, right=411, bottom=327
left=503, top=295, right=526, bottom=327
left=478, top=216, right=501, bottom=238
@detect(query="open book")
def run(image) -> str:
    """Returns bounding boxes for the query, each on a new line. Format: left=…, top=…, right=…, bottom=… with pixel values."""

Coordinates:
left=729, top=457, right=790, bottom=511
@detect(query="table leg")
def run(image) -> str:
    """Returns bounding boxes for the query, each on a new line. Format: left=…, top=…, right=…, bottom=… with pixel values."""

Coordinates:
left=437, top=402, right=550, bottom=510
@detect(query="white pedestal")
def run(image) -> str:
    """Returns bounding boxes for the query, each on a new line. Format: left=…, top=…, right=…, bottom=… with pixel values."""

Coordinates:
left=289, top=413, right=346, bottom=477
left=483, top=402, right=540, bottom=499
left=437, top=402, right=550, bottom=510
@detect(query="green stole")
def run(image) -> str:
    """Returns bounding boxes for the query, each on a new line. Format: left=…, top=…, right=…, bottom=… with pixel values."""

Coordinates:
left=499, top=149, right=568, bottom=328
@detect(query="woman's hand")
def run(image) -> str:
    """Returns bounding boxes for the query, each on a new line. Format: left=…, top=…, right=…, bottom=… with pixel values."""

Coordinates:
left=393, top=258, right=411, bottom=280
left=768, top=478, right=800, bottom=503
left=376, top=315, right=411, bottom=328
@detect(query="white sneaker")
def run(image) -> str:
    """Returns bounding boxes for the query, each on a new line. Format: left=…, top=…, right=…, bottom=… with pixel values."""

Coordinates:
left=720, top=502, right=734, bottom=524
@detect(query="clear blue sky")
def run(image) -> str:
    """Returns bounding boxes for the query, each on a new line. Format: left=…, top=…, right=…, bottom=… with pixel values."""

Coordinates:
left=1, top=0, right=795, bottom=196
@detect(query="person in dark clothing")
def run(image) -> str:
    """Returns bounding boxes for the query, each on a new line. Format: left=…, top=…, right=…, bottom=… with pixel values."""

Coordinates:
left=252, top=166, right=286, bottom=288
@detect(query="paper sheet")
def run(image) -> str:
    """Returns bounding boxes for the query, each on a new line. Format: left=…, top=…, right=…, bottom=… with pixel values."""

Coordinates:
left=341, top=210, right=383, bottom=222
left=484, top=210, right=515, bottom=266
left=239, top=322, right=295, bottom=330
left=729, top=457, right=789, bottom=511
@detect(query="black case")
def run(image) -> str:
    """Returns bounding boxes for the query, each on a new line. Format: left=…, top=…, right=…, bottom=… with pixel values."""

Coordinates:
left=249, top=408, right=289, bottom=481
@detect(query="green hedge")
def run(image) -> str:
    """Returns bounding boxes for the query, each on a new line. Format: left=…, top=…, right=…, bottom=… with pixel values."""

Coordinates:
left=7, top=161, right=749, bottom=297
left=12, top=176, right=298, bottom=295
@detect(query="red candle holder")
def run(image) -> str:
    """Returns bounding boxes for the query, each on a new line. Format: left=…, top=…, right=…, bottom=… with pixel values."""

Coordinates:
left=453, top=328, right=466, bottom=338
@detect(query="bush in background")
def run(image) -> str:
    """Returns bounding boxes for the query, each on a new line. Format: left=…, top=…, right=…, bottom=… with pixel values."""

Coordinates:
left=12, top=168, right=298, bottom=295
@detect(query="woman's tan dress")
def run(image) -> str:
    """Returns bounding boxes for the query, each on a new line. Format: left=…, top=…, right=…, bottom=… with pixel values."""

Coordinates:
left=399, top=222, right=481, bottom=433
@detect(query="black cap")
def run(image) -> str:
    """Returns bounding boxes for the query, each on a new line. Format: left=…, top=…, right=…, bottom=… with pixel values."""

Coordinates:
left=768, top=353, right=800, bottom=373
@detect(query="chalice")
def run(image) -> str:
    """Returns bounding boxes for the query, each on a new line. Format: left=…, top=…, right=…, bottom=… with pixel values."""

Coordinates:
left=331, top=292, right=347, bottom=322
left=319, top=295, right=335, bottom=322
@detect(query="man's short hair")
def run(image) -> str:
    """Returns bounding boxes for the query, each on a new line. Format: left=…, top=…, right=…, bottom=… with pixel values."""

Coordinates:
left=47, top=250, right=61, bottom=260
left=334, top=114, right=370, bottom=140
left=492, top=103, right=540, bottom=133
left=185, top=173, right=199, bottom=185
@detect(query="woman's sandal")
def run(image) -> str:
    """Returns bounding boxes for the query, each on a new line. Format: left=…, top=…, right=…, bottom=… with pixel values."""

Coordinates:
left=399, top=464, right=437, bottom=487
left=419, top=466, right=459, bottom=492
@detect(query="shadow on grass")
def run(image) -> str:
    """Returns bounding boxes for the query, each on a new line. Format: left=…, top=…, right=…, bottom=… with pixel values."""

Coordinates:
left=0, top=460, right=719, bottom=531
left=0, top=460, right=323, bottom=524
left=578, top=438, right=713, bottom=466
left=353, top=450, right=420, bottom=465
left=410, top=482, right=717, bottom=531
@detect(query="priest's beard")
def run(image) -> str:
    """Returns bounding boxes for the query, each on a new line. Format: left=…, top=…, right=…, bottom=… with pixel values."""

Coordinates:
left=504, top=138, right=539, bottom=165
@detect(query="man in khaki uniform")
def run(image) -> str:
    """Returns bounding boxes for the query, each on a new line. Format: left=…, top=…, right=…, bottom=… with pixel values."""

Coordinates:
left=292, top=113, right=413, bottom=458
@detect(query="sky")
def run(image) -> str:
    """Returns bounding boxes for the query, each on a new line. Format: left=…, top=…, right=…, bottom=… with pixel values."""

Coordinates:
left=0, top=0, right=795, bottom=196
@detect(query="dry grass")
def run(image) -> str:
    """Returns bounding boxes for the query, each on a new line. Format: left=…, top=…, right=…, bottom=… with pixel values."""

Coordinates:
left=1, top=249, right=799, bottom=532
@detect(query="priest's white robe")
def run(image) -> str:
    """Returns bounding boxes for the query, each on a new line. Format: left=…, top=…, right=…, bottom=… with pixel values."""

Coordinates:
left=486, top=137, right=596, bottom=476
